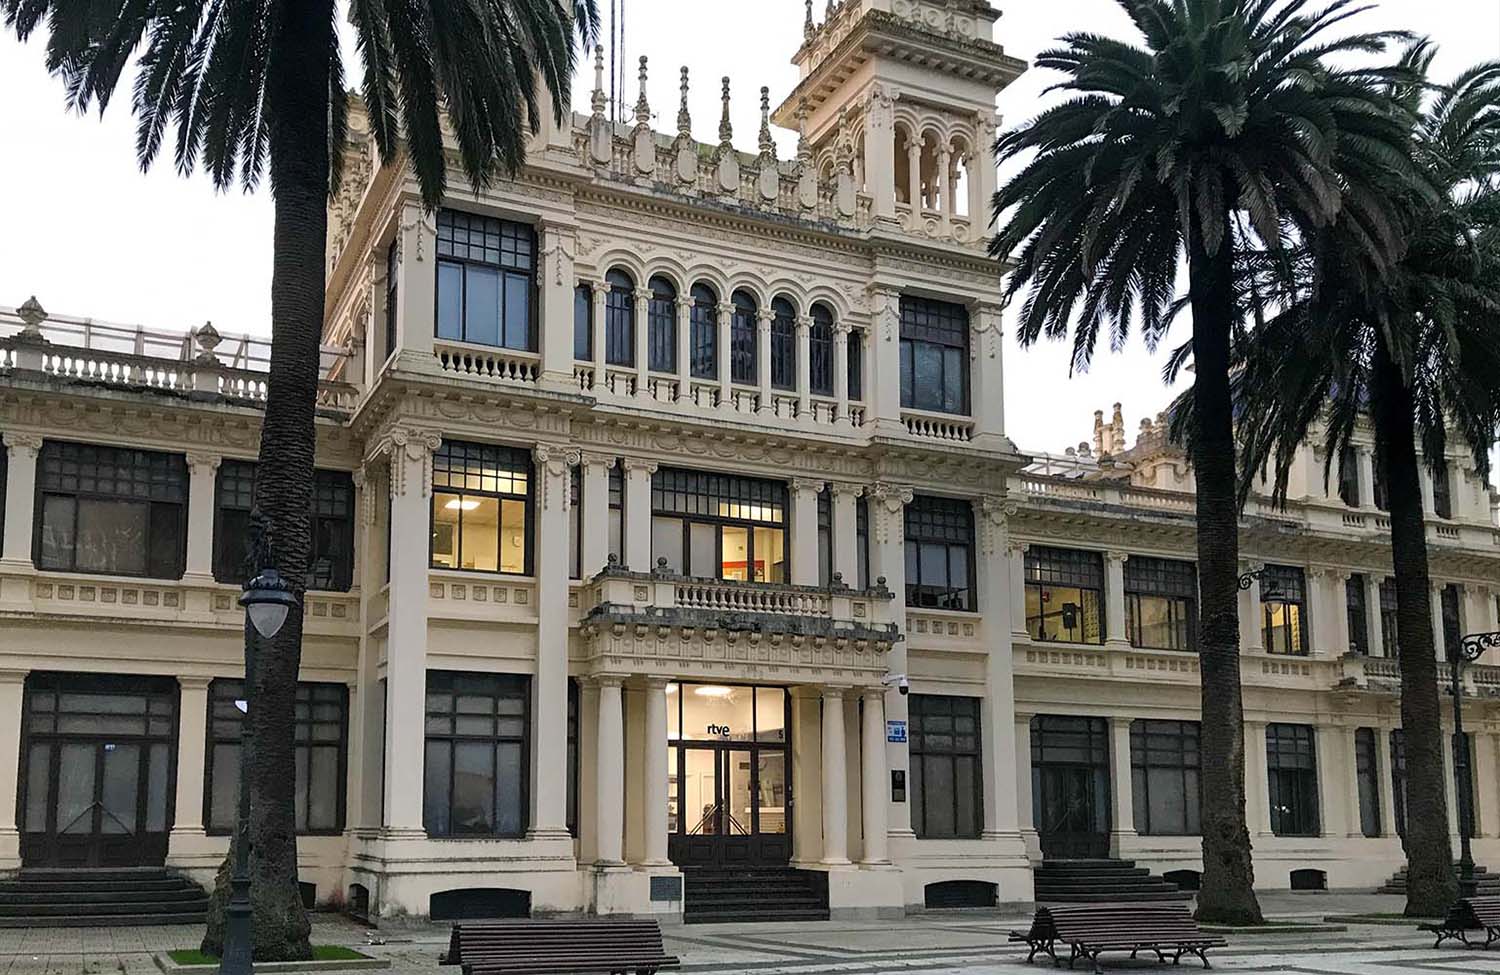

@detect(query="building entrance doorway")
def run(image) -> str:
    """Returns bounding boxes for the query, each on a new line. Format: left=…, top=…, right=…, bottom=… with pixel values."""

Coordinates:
left=668, top=684, right=790, bottom=868
left=19, top=673, right=179, bottom=868
left=1031, top=715, right=1111, bottom=859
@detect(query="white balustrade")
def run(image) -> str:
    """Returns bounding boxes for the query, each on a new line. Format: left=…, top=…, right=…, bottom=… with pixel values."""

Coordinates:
left=572, top=363, right=596, bottom=391
left=673, top=579, right=831, bottom=618
left=901, top=410, right=975, bottom=442
left=602, top=368, right=637, bottom=397
left=433, top=342, right=540, bottom=384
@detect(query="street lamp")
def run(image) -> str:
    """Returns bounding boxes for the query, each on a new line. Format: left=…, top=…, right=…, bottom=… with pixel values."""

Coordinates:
left=1452, top=630, right=1499, bottom=897
left=220, top=517, right=298, bottom=975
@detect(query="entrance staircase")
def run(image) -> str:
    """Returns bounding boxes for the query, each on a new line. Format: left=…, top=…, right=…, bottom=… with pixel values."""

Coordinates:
left=682, top=866, right=830, bottom=923
left=0, top=867, right=210, bottom=927
left=1033, top=859, right=1192, bottom=904
left=1378, top=864, right=1499, bottom=896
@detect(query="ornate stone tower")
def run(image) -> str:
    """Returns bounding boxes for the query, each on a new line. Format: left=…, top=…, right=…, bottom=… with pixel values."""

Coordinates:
left=775, top=0, right=1026, bottom=248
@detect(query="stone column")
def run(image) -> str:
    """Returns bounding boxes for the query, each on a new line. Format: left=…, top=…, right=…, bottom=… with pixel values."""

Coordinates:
left=1367, top=575, right=1387, bottom=657
left=674, top=295, right=692, bottom=400
left=1474, top=732, right=1500, bottom=838
left=863, top=87, right=896, bottom=219
left=183, top=453, right=221, bottom=580
left=395, top=202, right=436, bottom=358
left=537, top=221, right=579, bottom=390
left=580, top=453, right=615, bottom=578
left=0, top=668, right=27, bottom=868
left=868, top=483, right=914, bottom=838
left=906, top=136, right=921, bottom=211
left=1010, top=542, right=1031, bottom=641
left=832, top=323, right=851, bottom=426
left=976, top=497, right=1021, bottom=843
left=171, top=676, right=213, bottom=842
left=1377, top=727, right=1399, bottom=838
left=860, top=688, right=889, bottom=864
left=1238, top=563, right=1263, bottom=653
left=621, top=458, right=656, bottom=572
left=1356, top=448, right=1377, bottom=508
left=1419, top=467, right=1436, bottom=516
left=1245, top=721, right=1271, bottom=836
left=351, top=467, right=386, bottom=830
left=1343, top=726, right=1366, bottom=838
left=595, top=677, right=625, bottom=865
left=756, top=308, right=773, bottom=412
left=633, top=288, right=651, bottom=398
left=969, top=303, right=1007, bottom=450
left=937, top=143, right=953, bottom=233
left=1315, top=724, right=1346, bottom=837
left=642, top=679, right=671, bottom=865
left=377, top=427, right=441, bottom=833
left=1109, top=716, right=1136, bottom=854
left=821, top=686, right=850, bottom=864
left=1443, top=734, right=1461, bottom=838
left=1430, top=586, right=1447, bottom=662
left=1, top=432, right=42, bottom=567
left=795, top=315, right=812, bottom=417
left=789, top=478, right=823, bottom=587
left=590, top=281, right=608, bottom=389
left=867, top=288, right=904, bottom=437
left=1016, top=715, right=1038, bottom=855
left=1330, top=571, right=1353, bottom=656
left=531, top=445, right=580, bottom=840
left=830, top=483, right=861, bottom=586
left=1104, top=552, right=1129, bottom=649
left=789, top=686, right=824, bottom=864
left=716, top=302, right=734, bottom=408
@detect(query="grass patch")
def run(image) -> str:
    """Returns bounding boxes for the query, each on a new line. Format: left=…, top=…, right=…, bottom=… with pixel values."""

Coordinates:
left=169, top=946, right=371, bottom=966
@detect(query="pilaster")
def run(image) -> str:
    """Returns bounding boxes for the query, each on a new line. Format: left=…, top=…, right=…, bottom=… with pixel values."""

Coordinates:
left=537, top=221, right=579, bottom=390
left=595, top=676, right=625, bottom=866
left=830, top=482, right=862, bottom=586
left=789, top=478, right=824, bottom=586
left=530, top=445, right=580, bottom=840
left=1108, top=716, right=1137, bottom=854
left=633, top=289, right=651, bottom=399
left=821, top=686, right=851, bottom=865
left=755, top=308, right=773, bottom=413
left=641, top=679, right=671, bottom=866
left=968, top=302, right=1007, bottom=449
left=621, top=458, right=657, bottom=571
left=867, top=288, right=904, bottom=437
left=1245, top=720, right=1271, bottom=837
left=795, top=315, right=812, bottom=416
left=169, top=675, right=213, bottom=855
left=976, top=497, right=1021, bottom=843
left=580, top=452, right=616, bottom=578
left=860, top=688, right=890, bottom=864
left=0, top=668, right=27, bottom=869
left=867, top=482, right=913, bottom=839
left=183, top=453, right=222, bottom=581
left=1315, top=724, right=1346, bottom=837
left=1, top=433, right=42, bottom=570
left=1366, top=575, right=1387, bottom=657
left=1104, top=552, right=1129, bottom=649
left=1376, top=728, right=1399, bottom=838
left=394, top=203, right=436, bottom=359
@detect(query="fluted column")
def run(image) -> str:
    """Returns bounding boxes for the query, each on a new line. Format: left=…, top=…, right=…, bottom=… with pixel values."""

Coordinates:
left=642, top=679, right=671, bottom=865
left=674, top=295, right=691, bottom=401
left=590, top=281, right=608, bottom=390
left=832, top=323, right=850, bottom=426
left=790, top=478, right=823, bottom=586
left=795, top=315, right=812, bottom=416
left=633, top=288, right=651, bottom=398
left=860, top=688, right=889, bottom=864
left=1105, top=551, right=1129, bottom=648
left=821, top=686, right=850, bottom=864
left=595, top=677, right=625, bottom=865
left=756, top=308, right=773, bottom=413
left=580, top=453, right=615, bottom=578
left=622, top=458, right=657, bottom=571
left=531, top=445, right=580, bottom=839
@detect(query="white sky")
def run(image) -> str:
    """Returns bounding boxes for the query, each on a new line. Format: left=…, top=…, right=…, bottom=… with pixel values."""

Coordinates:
left=1, top=0, right=1497, bottom=464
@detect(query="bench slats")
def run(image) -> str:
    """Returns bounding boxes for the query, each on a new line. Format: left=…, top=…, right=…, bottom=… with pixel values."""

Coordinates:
left=442, top=919, right=680, bottom=974
left=1012, top=902, right=1225, bottom=973
left=1419, top=894, right=1500, bottom=950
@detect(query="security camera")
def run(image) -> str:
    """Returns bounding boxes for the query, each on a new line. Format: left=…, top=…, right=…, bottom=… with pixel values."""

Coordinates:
left=881, top=673, right=910, bottom=696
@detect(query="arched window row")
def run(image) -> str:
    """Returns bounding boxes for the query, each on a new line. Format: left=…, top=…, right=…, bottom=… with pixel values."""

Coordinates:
left=573, top=270, right=865, bottom=403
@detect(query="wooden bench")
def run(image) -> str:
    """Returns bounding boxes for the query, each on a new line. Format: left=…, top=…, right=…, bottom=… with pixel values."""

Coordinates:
left=1420, top=895, right=1500, bottom=949
left=440, top=918, right=680, bottom=974
left=1010, top=903, right=1226, bottom=972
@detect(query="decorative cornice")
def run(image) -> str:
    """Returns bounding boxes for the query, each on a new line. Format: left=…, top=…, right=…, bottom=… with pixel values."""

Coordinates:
left=533, top=444, right=582, bottom=510
left=1, top=431, right=44, bottom=457
left=185, top=451, right=222, bottom=475
left=369, top=427, right=443, bottom=499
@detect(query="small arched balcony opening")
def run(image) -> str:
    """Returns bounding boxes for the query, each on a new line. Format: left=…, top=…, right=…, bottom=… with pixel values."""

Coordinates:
left=603, top=268, right=635, bottom=367
left=689, top=283, right=718, bottom=380
left=770, top=296, right=797, bottom=391
left=729, top=290, right=758, bottom=385
left=647, top=275, right=677, bottom=373
left=809, top=302, right=836, bottom=397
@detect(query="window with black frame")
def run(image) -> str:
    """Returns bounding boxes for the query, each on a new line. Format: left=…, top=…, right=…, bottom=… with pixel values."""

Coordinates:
left=1354, top=727, right=1381, bottom=838
left=809, top=304, right=834, bottom=396
left=1455, top=732, right=1477, bottom=839
left=1440, top=583, right=1463, bottom=658
left=1373, top=460, right=1390, bottom=511
left=206, top=679, right=346, bottom=834
left=908, top=694, right=983, bottom=839
left=1346, top=574, right=1370, bottom=655
left=1391, top=728, right=1408, bottom=838
left=604, top=268, right=635, bottom=366
left=608, top=463, right=624, bottom=565
left=385, top=239, right=399, bottom=359
left=648, top=276, right=677, bottom=373
left=566, top=679, right=579, bottom=837
left=423, top=671, right=530, bottom=837
left=0, top=443, right=7, bottom=551
left=899, top=296, right=969, bottom=414
left=1266, top=723, right=1319, bottom=836
left=1260, top=565, right=1308, bottom=655
left=1337, top=446, right=1359, bottom=507
left=1130, top=719, right=1201, bottom=836
left=1124, top=556, right=1197, bottom=651
left=567, top=466, right=581, bottom=580
left=35, top=441, right=187, bottom=578
left=690, top=283, right=718, bottom=379
left=847, top=327, right=864, bottom=401
left=435, top=210, right=534, bottom=350
left=816, top=486, right=832, bottom=587
left=1432, top=460, right=1453, bottom=519
left=904, top=496, right=975, bottom=610
left=1025, top=546, right=1104, bottom=644
left=1379, top=577, right=1399, bottom=657
left=770, top=297, right=796, bottom=391
left=650, top=468, right=787, bottom=582
left=856, top=495, right=870, bottom=590
left=730, top=290, right=758, bottom=384
left=572, top=283, right=592, bottom=361
left=430, top=441, right=531, bottom=575
left=213, top=460, right=355, bottom=591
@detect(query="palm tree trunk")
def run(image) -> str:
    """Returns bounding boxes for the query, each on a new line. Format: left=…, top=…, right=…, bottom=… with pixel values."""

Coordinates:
left=1371, top=338, right=1458, bottom=917
left=1187, top=230, right=1263, bottom=926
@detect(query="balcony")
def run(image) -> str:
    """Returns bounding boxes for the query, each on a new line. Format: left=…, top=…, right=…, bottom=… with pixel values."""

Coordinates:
left=1335, top=652, right=1500, bottom=699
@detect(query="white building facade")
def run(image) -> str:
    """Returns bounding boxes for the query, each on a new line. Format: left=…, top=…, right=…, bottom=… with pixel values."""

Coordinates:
left=0, top=0, right=1497, bottom=923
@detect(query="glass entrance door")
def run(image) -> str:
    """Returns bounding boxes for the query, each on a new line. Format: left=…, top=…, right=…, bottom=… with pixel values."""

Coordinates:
left=668, top=684, right=790, bottom=868
left=1031, top=715, right=1111, bottom=860
left=19, top=674, right=178, bottom=868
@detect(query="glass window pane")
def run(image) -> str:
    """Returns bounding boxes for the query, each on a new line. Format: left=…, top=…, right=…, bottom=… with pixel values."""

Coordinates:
left=432, top=493, right=460, bottom=568
left=293, top=746, right=309, bottom=831
left=437, top=262, right=463, bottom=340
left=99, top=743, right=139, bottom=834
left=495, top=741, right=524, bottom=835
left=76, top=498, right=149, bottom=575
left=423, top=741, right=451, bottom=835
left=146, top=743, right=170, bottom=832
left=688, top=522, right=717, bottom=579
left=757, top=751, right=787, bottom=833
left=452, top=740, right=495, bottom=833
left=24, top=744, right=51, bottom=832
left=464, top=266, right=501, bottom=346
left=454, top=496, right=497, bottom=571
left=652, top=516, right=683, bottom=572
left=498, top=498, right=527, bottom=574
left=754, top=527, right=785, bottom=583
left=56, top=742, right=96, bottom=834
left=502, top=272, right=531, bottom=350
left=721, top=526, right=749, bottom=581
left=307, top=747, right=338, bottom=830
left=755, top=688, right=786, bottom=743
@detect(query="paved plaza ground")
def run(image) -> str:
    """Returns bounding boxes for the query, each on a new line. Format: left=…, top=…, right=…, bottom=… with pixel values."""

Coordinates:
left=1, top=893, right=1496, bottom=975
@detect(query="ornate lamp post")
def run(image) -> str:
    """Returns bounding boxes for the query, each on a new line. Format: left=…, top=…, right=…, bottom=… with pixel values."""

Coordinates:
left=220, top=516, right=298, bottom=975
left=1453, top=630, right=1498, bottom=896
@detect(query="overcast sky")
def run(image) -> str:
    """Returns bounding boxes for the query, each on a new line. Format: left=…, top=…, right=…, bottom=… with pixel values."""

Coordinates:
left=1, top=0, right=1497, bottom=465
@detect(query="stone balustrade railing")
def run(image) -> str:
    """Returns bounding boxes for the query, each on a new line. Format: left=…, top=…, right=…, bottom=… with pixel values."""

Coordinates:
left=901, top=409, right=975, bottom=443
left=433, top=341, right=540, bottom=385
left=675, top=578, right=831, bottom=618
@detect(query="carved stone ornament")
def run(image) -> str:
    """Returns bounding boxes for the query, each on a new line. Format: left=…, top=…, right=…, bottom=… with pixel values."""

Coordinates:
left=976, top=496, right=1018, bottom=556
left=371, top=427, right=443, bottom=499
left=533, top=445, right=582, bottom=510
left=185, top=452, right=222, bottom=476
left=1, top=431, right=44, bottom=458
left=867, top=482, right=914, bottom=544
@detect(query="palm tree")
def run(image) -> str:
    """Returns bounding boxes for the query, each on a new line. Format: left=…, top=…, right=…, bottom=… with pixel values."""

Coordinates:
left=1235, top=44, right=1500, bottom=916
left=4, top=0, right=597, bottom=958
left=990, top=0, right=1416, bottom=924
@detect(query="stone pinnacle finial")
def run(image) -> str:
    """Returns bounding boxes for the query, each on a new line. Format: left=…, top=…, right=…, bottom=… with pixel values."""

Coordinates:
left=677, top=66, right=692, bottom=138
left=17, top=295, right=47, bottom=334
left=826, top=0, right=836, bottom=15
left=804, top=0, right=814, bottom=37
left=634, top=56, right=651, bottom=125
left=590, top=45, right=606, bottom=118
left=758, top=86, right=775, bottom=159
left=795, top=98, right=812, bottom=163
left=718, top=77, right=734, bottom=149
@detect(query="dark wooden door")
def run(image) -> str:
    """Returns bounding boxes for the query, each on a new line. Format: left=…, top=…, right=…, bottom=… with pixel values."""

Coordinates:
left=1036, top=764, right=1110, bottom=859
left=669, top=742, right=791, bottom=868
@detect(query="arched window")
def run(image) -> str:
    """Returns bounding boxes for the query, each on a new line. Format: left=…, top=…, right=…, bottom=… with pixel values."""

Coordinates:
left=690, top=283, right=718, bottom=379
left=809, top=303, right=835, bottom=396
left=770, top=297, right=796, bottom=391
left=647, top=275, right=677, bottom=373
left=730, top=290, right=758, bottom=385
left=604, top=268, right=634, bottom=367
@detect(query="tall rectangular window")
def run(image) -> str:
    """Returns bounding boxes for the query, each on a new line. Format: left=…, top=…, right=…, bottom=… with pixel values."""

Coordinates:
left=604, top=270, right=635, bottom=366
left=1124, top=556, right=1197, bottom=651
left=856, top=495, right=870, bottom=590
left=422, top=671, right=529, bottom=837
left=816, top=486, right=832, bottom=587
left=1379, top=577, right=1399, bottom=657
left=730, top=293, right=757, bottom=384
left=1373, top=460, right=1390, bottom=511
left=566, top=679, right=579, bottom=836
left=385, top=239, right=399, bottom=360
left=1440, top=583, right=1463, bottom=659
left=809, top=306, right=834, bottom=396
left=567, top=466, right=581, bottom=580
left=1025, top=547, right=1104, bottom=644
left=770, top=299, right=796, bottom=390
left=36, top=441, right=187, bottom=578
left=847, top=328, right=864, bottom=402
left=1130, top=719, right=1201, bottom=836
left=572, top=283, right=592, bottom=361
left=1266, top=723, right=1319, bottom=836
left=899, top=296, right=969, bottom=414
left=430, top=441, right=531, bottom=575
left=904, top=495, right=975, bottom=611
left=607, top=463, right=624, bottom=565
left=1432, top=461, right=1453, bottom=519
left=1346, top=574, right=1370, bottom=655
left=1390, top=729, right=1407, bottom=838
left=206, top=680, right=346, bottom=834
left=1261, top=565, right=1308, bottom=656
left=908, top=694, right=982, bottom=839
left=212, top=460, right=355, bottom=591
left=1354, top=727, right=1381, bottom=838
left=647, top=277, right=677, bottom=373
left=650, top=468, right=787, bottom=582
left=689, top=285, right=717, bottom=379
left=1337, top=446, right=1359, bottom=507
left=435, top=210, right=535, bottom=350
